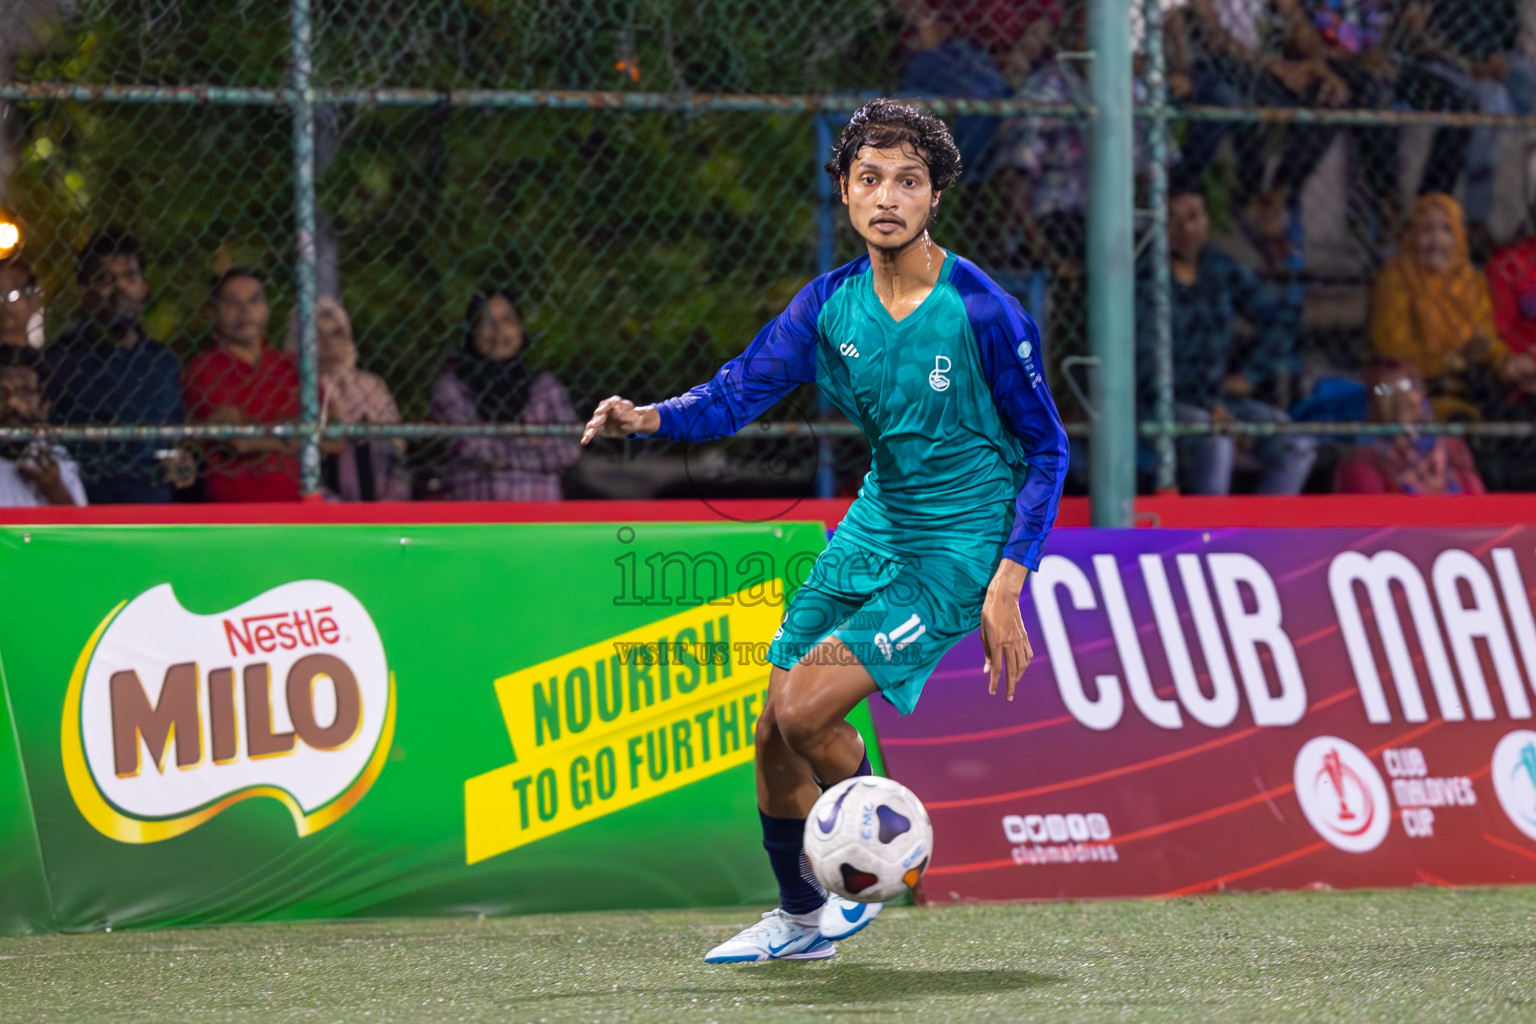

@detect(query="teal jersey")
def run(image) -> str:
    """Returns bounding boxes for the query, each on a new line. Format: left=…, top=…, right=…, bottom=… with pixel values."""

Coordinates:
left=653, top=252, right=1068, bottom=570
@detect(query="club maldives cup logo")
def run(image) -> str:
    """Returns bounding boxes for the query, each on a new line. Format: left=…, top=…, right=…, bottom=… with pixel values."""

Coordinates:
left=1490, top=730, right=1536, bottom=841
left=62, top=581, right=395, bottom=843
left=1292, top=736, right=1391, bottom=853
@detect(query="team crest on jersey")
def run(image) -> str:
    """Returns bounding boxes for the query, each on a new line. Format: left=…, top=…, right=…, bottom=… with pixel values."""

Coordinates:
left=929, top=355, right=951, bottom=392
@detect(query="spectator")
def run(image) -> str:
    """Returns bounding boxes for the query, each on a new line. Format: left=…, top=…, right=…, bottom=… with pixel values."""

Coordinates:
left=45, top=229, right=191, bottom=503
left=944, top=0, right=1048, bottom=64
left=1168, top=0, right=1345, bottom=249
left=0, top=350, right=86, bottom=506
left=0, top=256, right=43, bottom=349
left=428, top=288, right=581, bottom=501
left=1370, top=193, right=1513, bottom=418
left=1485, top=209, right=1536, bottom=358
left=183, top=269, right=303, bottom=502
left=1275, top=0, right=1476, bottom=214
left=1335, top=359, right=1484, bottom=494
left=896, top=1, right=1014, bottom=176
left=1424, top=1, right=1536, bottom=250
left=991, top=0, right=1094, bottom=272
left=1137, top=188, right=1316, bottom=495
left=993, top=0, right=1169, bottom=272
left=284, top=296, right=409, bottom=501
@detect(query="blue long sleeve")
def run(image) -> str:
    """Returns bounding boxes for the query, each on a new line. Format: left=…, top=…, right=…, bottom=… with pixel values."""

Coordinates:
left=650, top=275, right=837, bottom=442
left=963, top=277, right=1069, bottom=571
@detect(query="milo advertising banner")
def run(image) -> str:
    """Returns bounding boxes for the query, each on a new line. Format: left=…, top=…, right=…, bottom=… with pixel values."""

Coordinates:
left=875, top=527, right=1536, bottom=902
left=0, top=521, right=868, bottom=934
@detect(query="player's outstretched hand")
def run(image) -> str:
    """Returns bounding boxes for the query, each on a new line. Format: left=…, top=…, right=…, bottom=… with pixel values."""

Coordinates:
left=582, top=396, right=660, bottom=445
left=981, top=560, right=1033, bottom=701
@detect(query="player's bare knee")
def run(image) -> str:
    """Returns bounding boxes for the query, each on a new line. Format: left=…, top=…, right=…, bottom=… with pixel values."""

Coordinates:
left=753, top=698, right=781, bottom=752
left=774, top=688, right=829, bottom=759
left=775, top=707, right=815, bottom=759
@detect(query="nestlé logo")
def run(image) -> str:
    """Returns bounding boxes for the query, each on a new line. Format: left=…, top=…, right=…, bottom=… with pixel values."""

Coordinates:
left=62, top=580, right=395, bottom=843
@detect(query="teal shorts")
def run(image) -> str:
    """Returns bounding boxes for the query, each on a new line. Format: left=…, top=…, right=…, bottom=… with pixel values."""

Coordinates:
left=765, top=532, right=991, bottom=715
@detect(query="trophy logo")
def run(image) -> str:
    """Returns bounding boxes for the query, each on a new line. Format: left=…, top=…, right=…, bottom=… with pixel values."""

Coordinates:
left=1293, top=737, right=1390, bottom=853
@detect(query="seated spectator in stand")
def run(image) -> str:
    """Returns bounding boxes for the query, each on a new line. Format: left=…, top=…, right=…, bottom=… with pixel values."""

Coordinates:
left=44, top=230, right=191, bottom=503
left=285, top=296, right=409, bottom=501
left=1, top=256, right=43, bottom=349
left=1336, top=359, right=1484, bottom=494
left=1424, top=1, right=1536, bottom=252
left=1274, top=0, right=1476, bottom=218
left=1485, top=215, right=1536, bottom=358
left=993, top=0, right=1095, bottom=273
left=995, top=0, right=1170, bottom=271
left=0, top=350, right=86, bottom=506
left=1370, top=193, right=1524, bottom=419
left=1168, top=0, right=1345, bottom=258
left=429, top=288, right=581, bottom=501
left=896, top=1, right=1015, bottom=176
left=183, top=269, right=304, bottom=502
left=1137, top=188, right=1316, bottom=494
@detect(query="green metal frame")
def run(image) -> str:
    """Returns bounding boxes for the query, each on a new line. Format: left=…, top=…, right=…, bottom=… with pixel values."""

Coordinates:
left=7, top=9, right=1536, bottom=503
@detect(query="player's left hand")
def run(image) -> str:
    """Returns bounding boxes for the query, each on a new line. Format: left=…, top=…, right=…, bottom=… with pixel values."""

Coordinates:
left=981, top=561, right=1032, bottom=701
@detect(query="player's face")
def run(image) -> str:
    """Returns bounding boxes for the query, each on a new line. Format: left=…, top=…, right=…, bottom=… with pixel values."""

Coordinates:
left=843, top=146, right=939, bottom=253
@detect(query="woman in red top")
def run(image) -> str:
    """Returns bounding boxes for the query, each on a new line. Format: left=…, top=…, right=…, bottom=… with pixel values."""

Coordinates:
left=1487, top=229, right=1536, bottom=356
left=1335, top=359, right=1485, bottom=495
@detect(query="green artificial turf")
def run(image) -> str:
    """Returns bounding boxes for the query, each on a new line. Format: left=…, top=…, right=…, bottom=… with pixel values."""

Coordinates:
left=4, top=889, right=1536, bottom=1023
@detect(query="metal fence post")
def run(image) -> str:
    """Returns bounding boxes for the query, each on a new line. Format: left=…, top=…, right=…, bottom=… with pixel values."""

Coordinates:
left=1088, top=0, right=1135, bottom=526
left=814, top=114, right=837, bottom=500
left=1142, top=0, right=1176, bottom=493
left=289, top=0, right=320, bottom=498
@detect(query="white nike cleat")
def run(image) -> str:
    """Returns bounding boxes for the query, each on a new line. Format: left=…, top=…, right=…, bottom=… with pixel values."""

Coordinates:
left=818, top=895, right=883, bottom=941
left=703, top=908, right=836, bottom=963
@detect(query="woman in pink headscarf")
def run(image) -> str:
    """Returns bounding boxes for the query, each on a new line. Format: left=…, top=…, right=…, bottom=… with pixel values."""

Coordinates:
left=1335, top=359, right=1485, bottom=495
left=286, top=296, right=410, bottom=501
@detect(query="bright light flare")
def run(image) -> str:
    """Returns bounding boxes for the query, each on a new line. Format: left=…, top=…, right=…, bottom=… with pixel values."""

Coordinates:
left=0, top=221, right=19, bottom=255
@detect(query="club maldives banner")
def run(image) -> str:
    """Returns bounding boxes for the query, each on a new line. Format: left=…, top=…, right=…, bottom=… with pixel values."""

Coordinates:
left=874, top=526, right=1536, bottom=903
left=0, top=521, right=882, bottom=935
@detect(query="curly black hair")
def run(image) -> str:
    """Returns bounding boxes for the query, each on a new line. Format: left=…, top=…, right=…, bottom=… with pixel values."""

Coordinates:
left=823, top=99, right=962, bottom=194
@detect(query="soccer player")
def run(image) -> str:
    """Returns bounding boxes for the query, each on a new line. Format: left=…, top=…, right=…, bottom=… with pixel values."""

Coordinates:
left=581, top=99, right=1068, bottom=962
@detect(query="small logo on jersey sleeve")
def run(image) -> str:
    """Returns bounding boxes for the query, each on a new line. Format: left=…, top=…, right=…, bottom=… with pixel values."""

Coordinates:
left=1015, top=335, right=1044, bottom=388
left=839, top=342, right=860, bottom=359
left=929, top=355, right=951, bottom=392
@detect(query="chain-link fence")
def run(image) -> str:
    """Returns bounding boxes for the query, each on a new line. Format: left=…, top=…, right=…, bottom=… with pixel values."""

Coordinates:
left=0, top=0, right=1533, bottom=507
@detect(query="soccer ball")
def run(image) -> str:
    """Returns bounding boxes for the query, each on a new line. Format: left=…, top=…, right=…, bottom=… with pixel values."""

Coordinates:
left=803, top=776, right=932, bottom=903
